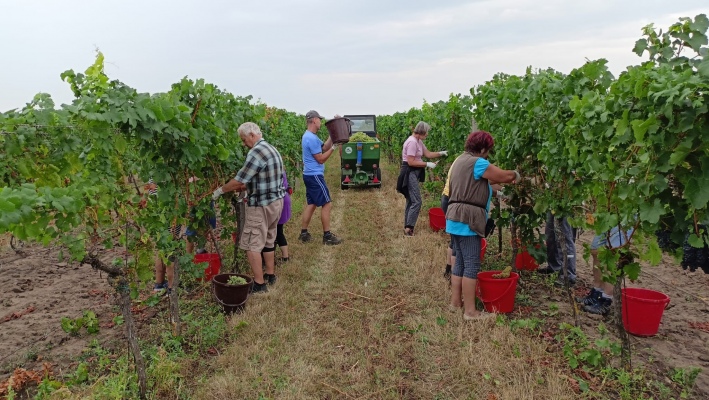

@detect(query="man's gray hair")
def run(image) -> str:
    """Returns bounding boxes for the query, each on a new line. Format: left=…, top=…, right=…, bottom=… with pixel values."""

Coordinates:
left=413, top=121, right=431, bottom=135
left=238, top=122, right=262, bottom=138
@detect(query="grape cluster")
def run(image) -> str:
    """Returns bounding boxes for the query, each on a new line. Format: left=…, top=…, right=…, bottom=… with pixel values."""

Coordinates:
left=348, top=132, right=377, bottom=143
left=655, top=229, right=679, bottom=252
left=681, top=225, right=709, bottom=274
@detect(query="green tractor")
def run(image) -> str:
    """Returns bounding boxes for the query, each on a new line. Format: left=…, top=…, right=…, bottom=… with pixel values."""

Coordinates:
left=340, top=115, right=381, bottom=190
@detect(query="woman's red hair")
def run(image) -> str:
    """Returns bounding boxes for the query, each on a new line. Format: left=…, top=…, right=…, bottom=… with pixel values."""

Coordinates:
left=465, top=131, right=494, bottom=153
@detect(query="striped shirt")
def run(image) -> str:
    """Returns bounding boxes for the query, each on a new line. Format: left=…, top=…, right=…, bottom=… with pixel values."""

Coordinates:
left=234, top=139, right=286, bottom=207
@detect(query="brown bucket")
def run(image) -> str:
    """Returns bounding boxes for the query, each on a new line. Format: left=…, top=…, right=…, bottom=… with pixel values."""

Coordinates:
left=324, top=117, right=352, bottom=144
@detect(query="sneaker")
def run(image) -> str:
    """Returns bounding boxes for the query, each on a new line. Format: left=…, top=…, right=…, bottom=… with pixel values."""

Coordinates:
left=583, top=296, right=612, bottom=315
left=576, top=288, right=602, bottom=306
left=264, top=273, right=277, bottom=286
left=250, top=281, right=269, bottom=294
left=195, top=248, right=208, bottom=254
left=323, top=232, right=343, bottom=245
left=299, top=231, right=312, bottom=243
left=153, top=281, right=167, bottom=293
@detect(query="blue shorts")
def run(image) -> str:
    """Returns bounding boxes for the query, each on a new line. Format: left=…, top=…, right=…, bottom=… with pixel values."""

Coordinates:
left=303, top=174, right=331, bottom=207
left=185, top=216, right=217, bottom=237
left=591, top=226, right=635, bottom=250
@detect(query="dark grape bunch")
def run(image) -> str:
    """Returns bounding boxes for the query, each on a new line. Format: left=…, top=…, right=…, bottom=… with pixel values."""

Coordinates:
left=680, top=225, right=709, bottom=274
left=655, top=229, right=678, bottom=252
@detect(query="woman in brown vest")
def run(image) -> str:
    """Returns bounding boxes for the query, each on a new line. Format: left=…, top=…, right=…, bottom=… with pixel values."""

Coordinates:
left=446, top=131, right=521, bottom=320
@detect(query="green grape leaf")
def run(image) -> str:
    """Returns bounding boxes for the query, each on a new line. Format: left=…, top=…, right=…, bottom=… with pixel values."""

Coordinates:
left=639, top=198, right=664, bottom=224
left=698, top=58, right=709, bottom=78
left=688, top=233, right=704, bottom=248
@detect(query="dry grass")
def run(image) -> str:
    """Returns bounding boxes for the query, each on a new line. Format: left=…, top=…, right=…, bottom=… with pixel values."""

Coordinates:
left=194, top=156, right=574, bottom=399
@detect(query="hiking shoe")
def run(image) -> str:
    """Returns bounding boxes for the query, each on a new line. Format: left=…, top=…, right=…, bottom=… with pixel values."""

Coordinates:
left=583, top=297, right=612, bottom=315
left=299, top=231, right=313, bottom=243
left=250, top=281, right=269, bottom=294
left=264, top=273, right=277, bottom=286
left=323, top=232, right=343, bottom=245
left=576, top=288, right=602, bottom=306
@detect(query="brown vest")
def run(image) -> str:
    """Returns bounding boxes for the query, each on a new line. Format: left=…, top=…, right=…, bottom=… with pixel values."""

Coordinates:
left=446, top=153, right=490, bottom=236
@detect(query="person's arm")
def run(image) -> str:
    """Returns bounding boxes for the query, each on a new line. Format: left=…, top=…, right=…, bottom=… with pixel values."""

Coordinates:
left=423, top=148, right=446, bottom=159
left=482, top=164, right=520, bottom=184
left=221, top=178, right=247, bottom=194
left=323, top=136, right=334, bottom=152
left=491, top=183, right=509, bottom=200
left=213, top=155, right=259, bottom=199
left=313, top=145, right=336, bottom=164
left=404, top=141, right=436, bottom=168
left=308, top=135, right=337, bottom=164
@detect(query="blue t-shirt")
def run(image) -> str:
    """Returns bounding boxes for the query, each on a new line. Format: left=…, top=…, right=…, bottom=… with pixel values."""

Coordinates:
left=302, top=130, right=324, bottom=176
left=445, top=158, right=492, bottom=236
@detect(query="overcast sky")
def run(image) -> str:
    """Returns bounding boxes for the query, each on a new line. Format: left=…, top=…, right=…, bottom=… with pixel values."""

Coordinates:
left=2, top=1, right=707, bottom=117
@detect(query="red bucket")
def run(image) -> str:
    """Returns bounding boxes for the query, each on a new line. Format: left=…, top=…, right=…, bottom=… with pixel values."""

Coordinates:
left=194, top=253, right=221, bottom=282
left=621, top=288, right=670, bottom=337
left=429, top=207, right=445, bottom=232
left=476, top=271, right=519, bottom=313
left=515, top=251, right=539, bottom=270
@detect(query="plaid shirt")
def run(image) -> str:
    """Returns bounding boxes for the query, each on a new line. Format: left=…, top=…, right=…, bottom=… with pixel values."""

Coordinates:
left=234, top=139, right=285, bottom=207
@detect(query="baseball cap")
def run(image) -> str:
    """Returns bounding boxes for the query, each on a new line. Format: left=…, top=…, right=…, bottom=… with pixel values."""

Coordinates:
left=305, top=110, right=325, bottom=120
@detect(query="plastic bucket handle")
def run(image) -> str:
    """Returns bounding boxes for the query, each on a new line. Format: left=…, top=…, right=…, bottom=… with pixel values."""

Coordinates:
left=211, top=281, right=251, bottom=307
left=480, top=276, right=517, bottom=305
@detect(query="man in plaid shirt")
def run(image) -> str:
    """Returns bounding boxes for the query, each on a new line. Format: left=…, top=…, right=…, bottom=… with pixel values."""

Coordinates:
left=212, top=122, right=285, bottom=293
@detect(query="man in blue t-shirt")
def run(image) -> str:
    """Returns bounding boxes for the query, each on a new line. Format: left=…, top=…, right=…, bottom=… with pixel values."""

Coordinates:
left=299, top=110, right=343, bottom=245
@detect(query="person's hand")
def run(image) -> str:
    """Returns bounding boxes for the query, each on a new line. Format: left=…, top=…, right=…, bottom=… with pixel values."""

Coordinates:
left=212, top=187, right=224, bottom=200
left=496, top=190, right=509, bottom=201
left=439, top=150, right=448, bottom=157
left=426, top=162, right=437, bottom=169
left=287, top=187, right=293, bottom=195
left=513, top=170, right=521, bottom=184
left=332, top=143, right=339, bottom=151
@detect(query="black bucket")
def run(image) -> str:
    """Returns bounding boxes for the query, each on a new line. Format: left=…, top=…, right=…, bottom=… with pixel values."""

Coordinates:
left=212, top=273, right=252, bottom=314
left=325, top=117, right=352, bottom=144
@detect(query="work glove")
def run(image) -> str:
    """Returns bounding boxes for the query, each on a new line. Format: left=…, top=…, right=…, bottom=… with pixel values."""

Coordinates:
left=496, top=190, right=509, bottom=201
left=426, top=162, right=437, bottom=169
left=513, top=170, right=522, bottom=184
left=212, top=187, right=224, bottom=200
left=439, top=150, right=448, bottom=157
left=332, top=143, right=339, bottom=151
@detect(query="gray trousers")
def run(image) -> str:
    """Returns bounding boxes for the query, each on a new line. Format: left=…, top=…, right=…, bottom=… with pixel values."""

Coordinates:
left=545, top=212, right=577, bottom=280
left=404, top=170, right=422, bottom=229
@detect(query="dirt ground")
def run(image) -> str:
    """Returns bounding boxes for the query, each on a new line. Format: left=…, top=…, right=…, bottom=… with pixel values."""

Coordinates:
left=0, top=235, right=126, bottom=381
left=1, top=221, right=708, bottom=397
left=518, top=229, right=709, bottom=396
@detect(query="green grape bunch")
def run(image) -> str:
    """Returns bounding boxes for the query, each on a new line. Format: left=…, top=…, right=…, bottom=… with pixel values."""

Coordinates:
left=348, top=132, right=377, bottom=143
